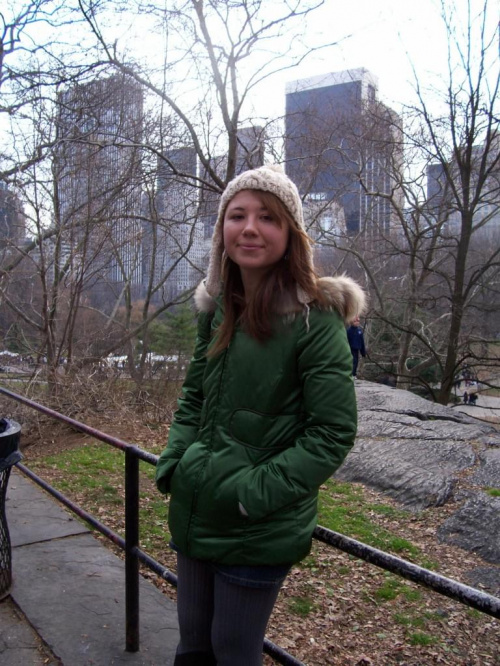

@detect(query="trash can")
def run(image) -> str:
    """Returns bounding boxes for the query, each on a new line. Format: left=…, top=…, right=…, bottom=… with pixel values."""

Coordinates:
left=0, top=418, right=22, bottom=598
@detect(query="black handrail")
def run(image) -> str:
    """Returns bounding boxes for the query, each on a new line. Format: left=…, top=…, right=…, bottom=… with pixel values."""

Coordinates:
left=314, top=526, right=500, bottom=618
left=1, top=386, right=499, bottom=666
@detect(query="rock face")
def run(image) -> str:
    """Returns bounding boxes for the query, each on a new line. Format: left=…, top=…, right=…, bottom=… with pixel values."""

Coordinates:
left=436, top=492, right=500, bottom=563
left=334, top=382, right=500, bottom=591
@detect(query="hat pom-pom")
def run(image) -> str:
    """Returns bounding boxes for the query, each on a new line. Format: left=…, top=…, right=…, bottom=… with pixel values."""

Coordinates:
left=262, top=164, right=285, bottom=174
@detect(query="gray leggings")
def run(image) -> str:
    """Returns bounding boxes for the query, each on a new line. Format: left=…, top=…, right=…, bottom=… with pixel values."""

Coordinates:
left=175, top=552, right=287, bottom=666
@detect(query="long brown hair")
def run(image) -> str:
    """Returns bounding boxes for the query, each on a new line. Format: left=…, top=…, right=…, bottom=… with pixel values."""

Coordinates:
left=209, top=190, right=324, bottom=356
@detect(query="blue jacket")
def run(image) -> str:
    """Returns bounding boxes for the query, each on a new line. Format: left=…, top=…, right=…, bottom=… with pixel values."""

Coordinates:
left=347, top=325, right=366, bottom=355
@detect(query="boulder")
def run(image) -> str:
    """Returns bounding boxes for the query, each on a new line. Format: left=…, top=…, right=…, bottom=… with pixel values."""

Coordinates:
left=334, top=381, right=500, bottom=590
left=437, top=493, right=500, bottom=564
left=336, top=436, right=475, bottom=509
left=468, top=448, right=500, bottom=488
left=335, top=382, right=492, bottom=510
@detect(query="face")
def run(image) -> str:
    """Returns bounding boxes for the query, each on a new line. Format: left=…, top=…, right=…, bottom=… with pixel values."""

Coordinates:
left=352, top=316, right=360, bottom=326
left=223, top=189, right=289, bottom=287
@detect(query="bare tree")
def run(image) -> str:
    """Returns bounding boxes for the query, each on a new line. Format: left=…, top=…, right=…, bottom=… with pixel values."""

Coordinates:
left=312, top=1, right=499, bottom=404
left=0, top=0, right=108, bottom=181
left=5, top=0, right=496, bottom=408
left=5, top=85, right=205, bottom=378
left=77, top=0, right=339, bottom=188
left=0, top=0, right=342, bottom=386
left=419, top=0, right=499, bottom=403
left=375, top=0, right=500, bottom=404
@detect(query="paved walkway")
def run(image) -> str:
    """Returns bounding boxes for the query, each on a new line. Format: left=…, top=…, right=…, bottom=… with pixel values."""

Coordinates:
left=1, top=470, right=179, bottom=665
left=451, top=392, right=500, bottom=424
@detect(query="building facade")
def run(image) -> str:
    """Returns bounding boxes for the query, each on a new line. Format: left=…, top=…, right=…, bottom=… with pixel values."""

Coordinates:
left=427, top=136, right=500, bottom=237
left=285, top=68, right=402, bottom=235
left=151, top=146, right=205, bottom=299
left=0, top=183, right=26, bottom=250
left=55, top=74, right=144, bottom=302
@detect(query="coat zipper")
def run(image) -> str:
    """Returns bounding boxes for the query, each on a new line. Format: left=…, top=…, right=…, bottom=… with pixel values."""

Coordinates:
left=185, top=343, right=230, bottom=555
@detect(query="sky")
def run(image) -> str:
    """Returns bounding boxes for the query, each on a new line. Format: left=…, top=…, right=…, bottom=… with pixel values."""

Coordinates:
left=3, top=0, right=497, bottom=154
left=2, top=0, right=497, bottom=229
left=280, top=0, right=448, bottom=103
left=113, top=0, right=495, bottom=123
left=251, top=0, right=470, bottom=116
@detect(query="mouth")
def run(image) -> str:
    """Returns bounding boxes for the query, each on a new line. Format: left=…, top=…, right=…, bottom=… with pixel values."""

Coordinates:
left=238, top=244, right=263, bottom=250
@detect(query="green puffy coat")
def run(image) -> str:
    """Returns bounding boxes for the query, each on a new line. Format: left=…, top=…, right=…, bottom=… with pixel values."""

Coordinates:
left=155, top=277, right=362, bottom=566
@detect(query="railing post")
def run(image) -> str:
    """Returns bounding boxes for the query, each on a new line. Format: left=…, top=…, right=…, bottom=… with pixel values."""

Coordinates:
left=125, top=448, right=140, bottom=652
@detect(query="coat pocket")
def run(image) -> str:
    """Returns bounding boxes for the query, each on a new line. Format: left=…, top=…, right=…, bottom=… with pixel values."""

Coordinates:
left=229, top=409, right=302, bottom=451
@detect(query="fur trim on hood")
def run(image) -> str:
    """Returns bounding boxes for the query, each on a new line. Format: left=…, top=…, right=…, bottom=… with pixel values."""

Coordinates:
left=316, top=276, right=366, bottom=323
left=194, top=276, right=366, bottom=324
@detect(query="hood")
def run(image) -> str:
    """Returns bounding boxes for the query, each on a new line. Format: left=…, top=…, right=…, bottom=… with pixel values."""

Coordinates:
left=194, top=275, right=366, bottom=324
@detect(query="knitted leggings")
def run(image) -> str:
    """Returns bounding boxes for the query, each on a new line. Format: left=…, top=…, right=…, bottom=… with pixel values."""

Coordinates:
left=175, top=552, right=286, bottom=666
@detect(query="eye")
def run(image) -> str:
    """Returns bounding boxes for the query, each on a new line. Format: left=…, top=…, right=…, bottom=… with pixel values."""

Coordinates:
left=261, top=214, right=275, bottom=223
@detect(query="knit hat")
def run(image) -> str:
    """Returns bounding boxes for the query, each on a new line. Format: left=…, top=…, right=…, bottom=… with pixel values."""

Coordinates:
left=205, top=164, right=315, bottom=301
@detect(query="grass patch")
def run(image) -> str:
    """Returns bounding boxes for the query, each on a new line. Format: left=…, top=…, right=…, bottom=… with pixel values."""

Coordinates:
left=287, top=596, right=316, bottom=617
left=15, top=414, right=499, bottom=664
left=139, top=494, right=170, bottom=549
left=29, top=442, right=124, bottom=484
left=318, top=479, right=420, bottom=559
left=369, top=504, right=402, bottom=517
left=29, top=448, right=434, bottom=574
left=420, top=557, right=440, bottom=571
left=486, top=488, right=500, bottom=497
left=29, top=440, right=172, bottom=547
left=300, top=555, right=319, bottom=571
left=374, top=575, right=403, bottom=601
left=29, top=443, right=437, bottom=608
left=402, top=587, right=422, bottom=602
left=373, top=573, right=422, bottom=604
left=393, top=612, right=426, bottom=628
left=409, top=631, right=437, bottom=646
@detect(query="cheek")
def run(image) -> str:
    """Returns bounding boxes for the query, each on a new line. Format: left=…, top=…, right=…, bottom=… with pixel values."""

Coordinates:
left=223, top=224, right=239, bottom=260
left=277, top=227, right=290, bottom=252
left=222, top=224, right=233, bottom=248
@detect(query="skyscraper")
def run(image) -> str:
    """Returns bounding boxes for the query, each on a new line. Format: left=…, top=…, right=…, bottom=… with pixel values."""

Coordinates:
left=55, top=74, right=144, bottom=299
left=426, top=135, right=500, bottom=236
left=199, top=126, right=266, bottom=243
left=285, top=68, right=402, bottom=235
left=152, top=146, right=204, bottom=298
left=0, top=183, right=26, bottom=250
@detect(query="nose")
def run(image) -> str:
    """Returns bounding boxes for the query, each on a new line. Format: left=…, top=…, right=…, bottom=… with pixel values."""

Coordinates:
left=242, top=214, right=258, bottom=235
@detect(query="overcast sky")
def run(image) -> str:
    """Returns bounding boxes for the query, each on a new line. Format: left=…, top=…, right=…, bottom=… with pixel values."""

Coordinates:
left=247, top=0, right=495, bottom=117
left=286, top=0, right=448, bottom=101
left=86, top=0, right=493, bottom=121
left=3, top=0, right=497, bottom=145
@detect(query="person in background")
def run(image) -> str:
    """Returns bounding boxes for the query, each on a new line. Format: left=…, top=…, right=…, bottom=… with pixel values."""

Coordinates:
left=467, top=381, right=478, bottom=405
left=347, top=315, right=366, bottom=378
left=155, top=164, right=365, bottom=666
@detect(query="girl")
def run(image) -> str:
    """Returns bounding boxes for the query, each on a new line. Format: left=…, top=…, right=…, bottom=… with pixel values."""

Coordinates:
left=156, top=164, right=365, bottom=666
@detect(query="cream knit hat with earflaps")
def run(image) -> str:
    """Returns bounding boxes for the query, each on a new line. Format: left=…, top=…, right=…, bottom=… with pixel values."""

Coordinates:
left=205, top=164, right=315, bottom=303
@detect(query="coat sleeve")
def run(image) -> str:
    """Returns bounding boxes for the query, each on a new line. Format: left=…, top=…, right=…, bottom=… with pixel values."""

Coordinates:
left=155, top=311, right=212, bottom=494
left=237, top=308, right=357, bottom=520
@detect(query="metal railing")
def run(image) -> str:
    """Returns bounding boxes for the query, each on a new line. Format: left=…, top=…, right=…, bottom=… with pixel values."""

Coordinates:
left=1, top=386, right=499, bottom=666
